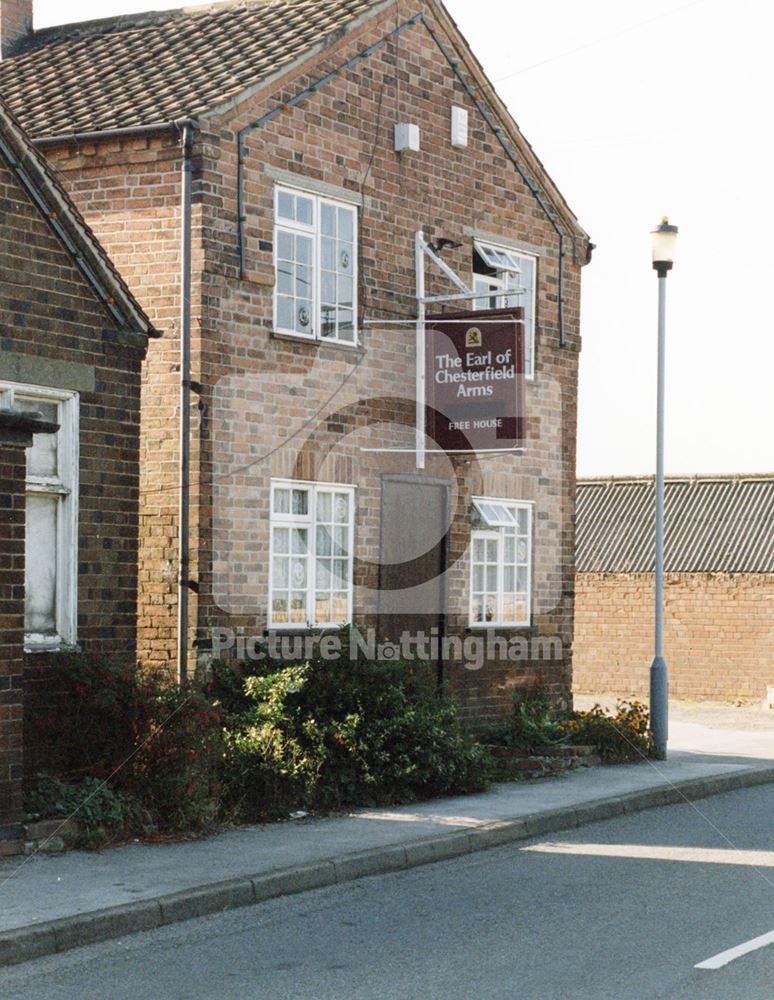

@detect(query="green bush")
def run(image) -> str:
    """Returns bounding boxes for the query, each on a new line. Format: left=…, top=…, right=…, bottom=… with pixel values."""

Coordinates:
left=26, top=651, right=224, bottom=832
left=27, top=645, right=491, bottom=833
left=562, top=700, right=653, bottom=762
left=483, top=686, right=567, bottom=754
left=204, top=657, right=254, bottom=720
left=25, top=773, right=142, bottom=849
left=221, top=650, right=491, bottom=820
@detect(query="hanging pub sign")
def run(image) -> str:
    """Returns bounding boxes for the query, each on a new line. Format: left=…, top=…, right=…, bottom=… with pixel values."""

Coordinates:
left=425, top=307, right=526, bottom=452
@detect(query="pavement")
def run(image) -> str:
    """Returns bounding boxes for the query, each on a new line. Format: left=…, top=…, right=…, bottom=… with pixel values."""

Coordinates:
left=3, top=784, right=771, bottom=999
left=0, top=702, right=772, bottom=967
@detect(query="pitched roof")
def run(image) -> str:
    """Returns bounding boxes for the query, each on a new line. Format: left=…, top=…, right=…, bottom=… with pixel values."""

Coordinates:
left=0, top=95, right=156, bottom=334
left=0, top=0, right=588, bottom=241
left=576, top=475, right=774, bottom=574
left=0, top=0, right=379, bottom=138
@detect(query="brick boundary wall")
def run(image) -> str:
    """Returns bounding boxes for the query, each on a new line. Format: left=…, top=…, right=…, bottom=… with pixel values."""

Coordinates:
left=573, top=572, right=774, bottom=703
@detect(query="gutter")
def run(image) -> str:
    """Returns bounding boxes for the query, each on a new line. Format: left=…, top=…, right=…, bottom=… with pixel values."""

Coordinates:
left=32, top=120, right=197, bottom=148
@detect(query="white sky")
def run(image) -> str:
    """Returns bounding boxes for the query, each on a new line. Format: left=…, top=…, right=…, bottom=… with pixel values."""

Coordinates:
left=35, top=0, right=774, bottom=476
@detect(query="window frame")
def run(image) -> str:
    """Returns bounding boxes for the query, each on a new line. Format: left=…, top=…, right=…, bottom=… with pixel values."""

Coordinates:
left=468, top=496, right=533, bottom=628
left=273, top=185, right=359, bottom=346
left=472, top=240, right=537, bottom=380
left=0, top=380, right=79, bottom=651
left=268, top=478, right=356, bottom=629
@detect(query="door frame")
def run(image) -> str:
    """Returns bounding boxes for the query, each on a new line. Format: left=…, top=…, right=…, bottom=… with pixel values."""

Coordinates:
left=378, top=474, right=451, bottom=688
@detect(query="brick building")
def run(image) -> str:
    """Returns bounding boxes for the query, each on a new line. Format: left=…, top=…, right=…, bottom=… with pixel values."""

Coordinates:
left=0, top=0, right=592, bottom=723
left=0, top=97, right=154, bottom=823
left=574, top=476, right=774, bottom=703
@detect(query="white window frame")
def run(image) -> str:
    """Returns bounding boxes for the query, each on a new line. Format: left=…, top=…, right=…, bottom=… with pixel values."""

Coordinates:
left=469, top=496, right=532, bottom=628
left=0, top=381, right=79, bottom=651
left=273, top=185, right=359, bottom=346
left=473, top=240, right=537, bottom=379
left=269, top=479, right=356, bottom=629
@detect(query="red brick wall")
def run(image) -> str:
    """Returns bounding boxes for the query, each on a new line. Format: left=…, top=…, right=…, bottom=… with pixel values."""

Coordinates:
left=0, top=440, right=26, bottom=821
left=35, top=135, right=186, bottom=670
left=194, top=2, right=584, bottom=722
left=0, top=0, right=30, bottom=56
left=0, top=155, right=145, bottom=659
left=573, top=573, right=774, bottom=702
left=38, top=2, right=587, bottom=721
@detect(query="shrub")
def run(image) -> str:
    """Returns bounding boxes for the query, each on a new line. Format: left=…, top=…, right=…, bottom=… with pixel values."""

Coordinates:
left=483, top=686, right=567, bottom=754
left=127, top=681, right=224, bottom=831
left=203, top=657, right=253, bottom=720
left=562, top=700, right=653, bottom=762
left=26, top=651, right=224, bottom=832
left=221, top=648, right=491, bottom=820
left=25, top=773, right=142, bottom=849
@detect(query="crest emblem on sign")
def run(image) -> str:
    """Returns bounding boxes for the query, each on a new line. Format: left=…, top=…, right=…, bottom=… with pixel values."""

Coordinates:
left=465, top=327, right=482, bottom=347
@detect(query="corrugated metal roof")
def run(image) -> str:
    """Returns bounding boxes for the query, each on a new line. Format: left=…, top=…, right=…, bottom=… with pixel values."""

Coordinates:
left=576, top=476, right=774, bottom=574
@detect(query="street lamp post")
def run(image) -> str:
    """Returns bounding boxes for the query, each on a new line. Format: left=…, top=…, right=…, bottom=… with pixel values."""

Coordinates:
left=649, top=218, right=678, bottom=760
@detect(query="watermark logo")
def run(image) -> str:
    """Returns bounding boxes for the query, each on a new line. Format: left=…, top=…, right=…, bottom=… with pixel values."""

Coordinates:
left=209, top=627, right=563, bottom=671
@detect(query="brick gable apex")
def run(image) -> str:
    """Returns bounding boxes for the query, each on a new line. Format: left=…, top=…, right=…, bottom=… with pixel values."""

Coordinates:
left=0, top=97, right=156, bottom=337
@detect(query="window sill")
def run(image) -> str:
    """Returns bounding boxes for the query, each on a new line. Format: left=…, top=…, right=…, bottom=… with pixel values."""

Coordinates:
left=269, top=331, right=364, bottom=356
left=24, top=636, right=75, bottom=654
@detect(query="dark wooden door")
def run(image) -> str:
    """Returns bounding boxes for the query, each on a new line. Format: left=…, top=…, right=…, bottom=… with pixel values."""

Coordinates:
left=379, top=477, right=448, bottom=679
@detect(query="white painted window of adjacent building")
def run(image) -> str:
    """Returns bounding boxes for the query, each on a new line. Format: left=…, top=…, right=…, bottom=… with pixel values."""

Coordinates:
left=472, top=240, right=537, bottom=378
left=274, top=186, right=357, bottom=345
left=469, top=497, right=532, bottom=627
left=269, top=480, right=355, bottom=628
left=0, top=381, right=79, bottom=650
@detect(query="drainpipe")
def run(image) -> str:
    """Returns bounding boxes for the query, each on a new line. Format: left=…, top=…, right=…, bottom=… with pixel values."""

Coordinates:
left=177, top=123, right=193, bottom=682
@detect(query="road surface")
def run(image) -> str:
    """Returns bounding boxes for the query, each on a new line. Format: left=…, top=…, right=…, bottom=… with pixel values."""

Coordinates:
left=1, top=784, right=772, bottom=999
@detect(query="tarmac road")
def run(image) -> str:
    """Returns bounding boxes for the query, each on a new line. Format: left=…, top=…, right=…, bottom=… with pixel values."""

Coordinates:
left=0, top=784, right=772, bottom=1000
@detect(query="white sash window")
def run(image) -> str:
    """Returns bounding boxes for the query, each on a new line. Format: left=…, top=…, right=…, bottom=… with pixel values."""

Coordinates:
left=274, top=187, right=358, bottom=345
left=0, top=382, right=79, bottom=650
left=470, top=497, right=532, bottom=627
left=269, top=480, right=355, bottom=628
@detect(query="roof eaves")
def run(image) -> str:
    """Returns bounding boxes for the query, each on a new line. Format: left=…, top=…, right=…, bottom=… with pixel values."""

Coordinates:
left=578, top=474, right=774, bottom=485
left=33, top=118, right=197, bottom=149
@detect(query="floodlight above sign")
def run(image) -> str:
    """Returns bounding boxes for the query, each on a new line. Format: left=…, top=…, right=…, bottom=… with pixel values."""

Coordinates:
left=425, top=307, right=526, bottom=453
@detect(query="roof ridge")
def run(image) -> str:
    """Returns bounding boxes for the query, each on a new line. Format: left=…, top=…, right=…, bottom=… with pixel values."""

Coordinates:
left=16, top=0, right=276, bottom=50
left=578, top=473, right=774, bottom=484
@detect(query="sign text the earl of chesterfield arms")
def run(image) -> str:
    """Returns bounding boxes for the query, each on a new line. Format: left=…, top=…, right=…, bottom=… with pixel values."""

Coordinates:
left=425, top=307, right=526, bottom=452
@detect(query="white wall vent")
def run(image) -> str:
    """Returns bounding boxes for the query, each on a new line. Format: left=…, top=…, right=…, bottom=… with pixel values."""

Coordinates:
left=451, top=107, right=468, bottom=148
left=394, top=123, right=420, bottom=153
